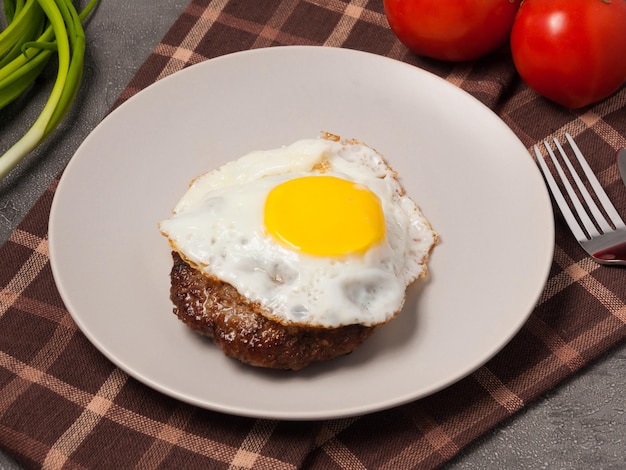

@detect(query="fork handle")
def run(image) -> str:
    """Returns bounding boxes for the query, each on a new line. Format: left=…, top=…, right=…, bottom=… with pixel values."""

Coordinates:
left=593, top=242, right=626, bottom=263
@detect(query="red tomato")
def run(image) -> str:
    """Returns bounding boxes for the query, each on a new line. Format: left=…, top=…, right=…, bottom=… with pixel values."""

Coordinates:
left=383, top=0, right=521, bottom=62
left=511, top=0, right=626, bottom=109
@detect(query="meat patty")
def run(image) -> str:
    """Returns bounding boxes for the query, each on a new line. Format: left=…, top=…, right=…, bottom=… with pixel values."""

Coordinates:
left=168, top=252, right=377, bottom=370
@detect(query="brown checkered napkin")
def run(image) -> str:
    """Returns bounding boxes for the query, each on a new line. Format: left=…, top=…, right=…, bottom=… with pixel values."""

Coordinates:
left=2, top=0, right=626, bottom=468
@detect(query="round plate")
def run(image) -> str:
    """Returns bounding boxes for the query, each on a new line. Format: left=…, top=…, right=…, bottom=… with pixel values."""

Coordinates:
left=49, top=46, right=553, bottom=420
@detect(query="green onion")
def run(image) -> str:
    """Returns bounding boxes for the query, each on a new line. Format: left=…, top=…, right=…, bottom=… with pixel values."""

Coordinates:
left=0, top=0, right=99, bottom=180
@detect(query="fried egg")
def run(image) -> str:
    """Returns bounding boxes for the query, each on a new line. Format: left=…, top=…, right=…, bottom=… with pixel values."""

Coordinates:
left=159, top=134, right=437, bottom=328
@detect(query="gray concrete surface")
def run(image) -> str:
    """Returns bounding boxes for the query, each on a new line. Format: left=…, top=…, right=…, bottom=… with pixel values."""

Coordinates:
left=1, top=2, right=626, bottom=469
left=444, top=345, right=626, bottom=469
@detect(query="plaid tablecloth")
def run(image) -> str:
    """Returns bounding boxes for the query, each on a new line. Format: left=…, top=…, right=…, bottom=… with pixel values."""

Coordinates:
left=2, top=1, right=626, bottom=468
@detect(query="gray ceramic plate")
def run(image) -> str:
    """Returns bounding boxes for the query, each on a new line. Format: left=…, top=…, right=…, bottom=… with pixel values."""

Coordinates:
left=49, top=46, right=553, bottom=420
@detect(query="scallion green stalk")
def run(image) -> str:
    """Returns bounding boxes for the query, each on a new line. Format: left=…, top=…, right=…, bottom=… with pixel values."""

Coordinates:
left=0, top=0, right=99, bottom=180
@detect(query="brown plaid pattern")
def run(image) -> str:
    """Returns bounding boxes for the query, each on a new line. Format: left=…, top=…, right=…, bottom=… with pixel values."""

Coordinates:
left=2, top=0, right=626, bottom=468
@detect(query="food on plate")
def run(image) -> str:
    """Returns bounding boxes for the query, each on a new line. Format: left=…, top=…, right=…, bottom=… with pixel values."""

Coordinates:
left=159, top=133, right=437, bottom=370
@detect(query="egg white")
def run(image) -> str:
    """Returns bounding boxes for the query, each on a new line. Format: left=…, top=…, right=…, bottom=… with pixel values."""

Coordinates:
left=159, top=136, right=436, bottom=328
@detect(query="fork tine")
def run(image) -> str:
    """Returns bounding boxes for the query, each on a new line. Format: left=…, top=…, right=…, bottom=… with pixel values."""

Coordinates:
left=553, top=137, right=612, bottom=233
left=542, top=141, right=601, bottom=238
left=565, top=133, right=626, bottom=229
left=534, top=145, right=588, bottom=242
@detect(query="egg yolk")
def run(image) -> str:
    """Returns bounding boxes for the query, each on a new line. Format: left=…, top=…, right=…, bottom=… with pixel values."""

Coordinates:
left=264, top=175, right=385, bottom=257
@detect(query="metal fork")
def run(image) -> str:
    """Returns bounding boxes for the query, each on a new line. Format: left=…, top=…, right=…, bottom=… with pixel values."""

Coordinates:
left=534, top=133, right=626, bottom=266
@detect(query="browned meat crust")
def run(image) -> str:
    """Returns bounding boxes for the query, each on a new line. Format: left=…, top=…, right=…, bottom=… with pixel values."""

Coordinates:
left=168, top=252, right=376, bottom=370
